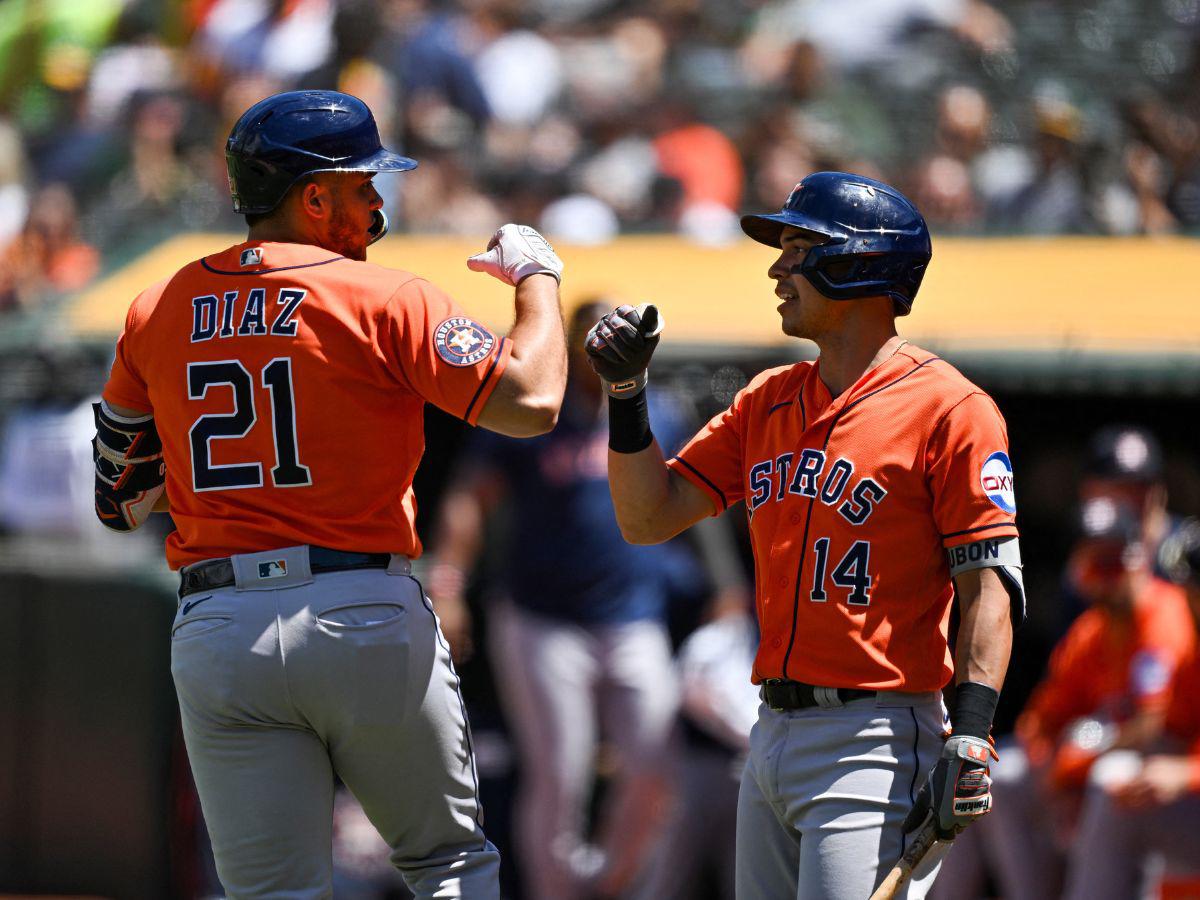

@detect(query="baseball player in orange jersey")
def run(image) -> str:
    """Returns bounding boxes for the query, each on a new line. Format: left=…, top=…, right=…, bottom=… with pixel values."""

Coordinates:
left=1063, top=519, right=1200, bottom=899
left=585, top=171, right=1025, bottom=899
left=91, top=90, right=567, bottom=898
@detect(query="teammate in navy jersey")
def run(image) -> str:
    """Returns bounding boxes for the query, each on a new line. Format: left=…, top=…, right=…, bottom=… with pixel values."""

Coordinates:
left=429, top=301, right=746, bottom=900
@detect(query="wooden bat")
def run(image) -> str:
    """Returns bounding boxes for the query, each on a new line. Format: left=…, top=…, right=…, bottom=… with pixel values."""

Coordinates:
left=869, top=818, right=947, bottom=900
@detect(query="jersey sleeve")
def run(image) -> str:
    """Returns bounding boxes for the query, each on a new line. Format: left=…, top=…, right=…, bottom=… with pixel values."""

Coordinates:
left=925, top=391, right=1019, bottom=547
left=380, top=278, right=512, bottom=425
left=102, top=296, right=152, bottom=412
left=666, top=387, right=751, bottom=515
left=1132, top=584, right=1196, bottom=711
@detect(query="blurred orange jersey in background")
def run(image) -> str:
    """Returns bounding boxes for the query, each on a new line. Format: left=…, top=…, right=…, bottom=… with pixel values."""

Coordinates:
left=1017, top=578, right=1194, bottom=770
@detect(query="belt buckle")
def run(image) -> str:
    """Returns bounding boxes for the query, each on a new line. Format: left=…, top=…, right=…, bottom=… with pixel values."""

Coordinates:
left=762, top=679, right=787, bottom=712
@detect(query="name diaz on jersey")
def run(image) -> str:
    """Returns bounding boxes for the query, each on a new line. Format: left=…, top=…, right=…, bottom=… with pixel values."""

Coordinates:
left=747, top=448, right=885, bottom=526
left=190, top=288, right=307, bottom=342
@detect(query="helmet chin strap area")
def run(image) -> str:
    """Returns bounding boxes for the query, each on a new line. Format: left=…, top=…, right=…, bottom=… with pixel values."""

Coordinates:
left=367, top=209, right=389, bottom=245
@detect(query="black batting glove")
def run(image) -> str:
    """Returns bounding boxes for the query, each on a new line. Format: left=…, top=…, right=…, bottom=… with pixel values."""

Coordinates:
left=584, top=304, right=664, bottom=397
left=902, top=734, right=995, bottom=840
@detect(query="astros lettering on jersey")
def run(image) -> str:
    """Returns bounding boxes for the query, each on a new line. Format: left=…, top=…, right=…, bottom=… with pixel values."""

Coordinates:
left=103, top=240, right=511, bottom=568
left=667, top=344, right=1021, bottom=692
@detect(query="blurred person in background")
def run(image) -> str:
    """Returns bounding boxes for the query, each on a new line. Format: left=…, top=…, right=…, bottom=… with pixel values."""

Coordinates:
left=1080, top=424, right=1178, bottom=582
left=1122, top=89, right=1200, bottom=230
left=192, top=0, right=335, bottom=83
left=429, top=300, right=748, bottom=900
left=652, top=98, right=744, bottom=243
left=0, top=182, right=98, bottom=314
left=0, top=118, right=30, bottom=250
left=990, top=89, right=1090, bottom=234
left=910, top=85, right=1000, bottom=231
left=935, top=496, right=1193, bottom=900
left=1062, top=519, right=1200, bottom=899
left=85, top=91, right=219, bottom=250
left=631, top=609, right=760, bottom=900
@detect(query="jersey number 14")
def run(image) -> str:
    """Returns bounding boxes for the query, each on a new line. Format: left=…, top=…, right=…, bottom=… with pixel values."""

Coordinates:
left=810, top=538, right=872, bottom=606
left=187, top=358, right=311, bottom=491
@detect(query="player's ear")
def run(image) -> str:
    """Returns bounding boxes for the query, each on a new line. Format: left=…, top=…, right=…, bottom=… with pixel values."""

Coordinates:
left=298, top=177, right=330, bottom=222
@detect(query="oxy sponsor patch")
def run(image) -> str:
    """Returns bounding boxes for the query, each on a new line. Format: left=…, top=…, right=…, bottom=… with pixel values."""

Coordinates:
left=980, top=451, right=1016, bottom=513
left=434, top=317, right=495, bottom=367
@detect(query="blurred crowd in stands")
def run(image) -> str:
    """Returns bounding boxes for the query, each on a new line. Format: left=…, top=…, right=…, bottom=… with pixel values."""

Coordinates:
left=0, top=0, right=1198, bottom=317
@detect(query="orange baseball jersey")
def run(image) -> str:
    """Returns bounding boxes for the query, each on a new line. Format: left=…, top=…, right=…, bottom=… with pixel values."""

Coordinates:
left=102, top=240, right=511, bottom=569
left=667, top=344, right=1020, bottom=691
left=1163, top=639, right=1200, bottom=787
left=1016, top=578, right=1194, bottom=760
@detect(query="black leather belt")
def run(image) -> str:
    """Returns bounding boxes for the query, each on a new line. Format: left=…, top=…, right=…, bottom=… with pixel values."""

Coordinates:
left=761, top=680, right=876, bottom=711
left=179, top=547, right=392, bottom=598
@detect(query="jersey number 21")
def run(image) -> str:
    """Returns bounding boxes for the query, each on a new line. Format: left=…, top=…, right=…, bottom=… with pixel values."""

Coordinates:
left=187, top=358, right=311, bottom=491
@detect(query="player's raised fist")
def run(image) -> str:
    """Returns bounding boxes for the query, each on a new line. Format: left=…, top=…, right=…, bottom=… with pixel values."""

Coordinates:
left=585, top=303, right=664, bottom=397
left=467, top=224, right=563, bottom=286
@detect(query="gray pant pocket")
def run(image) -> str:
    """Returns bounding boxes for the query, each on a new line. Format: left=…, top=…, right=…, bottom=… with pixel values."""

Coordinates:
left=316, top=601, right=405, bottom=629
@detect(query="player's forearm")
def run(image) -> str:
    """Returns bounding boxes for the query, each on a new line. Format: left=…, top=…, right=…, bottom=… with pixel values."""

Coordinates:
left=953, top=567, right=1013, bottom=691
left=608, top=442, right=712, bottom=545
left=479, top=274, right=565, bottom=436
left=608, top=439, right=677, bottom=543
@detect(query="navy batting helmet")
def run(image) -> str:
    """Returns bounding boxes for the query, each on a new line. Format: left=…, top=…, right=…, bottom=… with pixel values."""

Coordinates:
left=740, top=171, right=932, bottom=314
left=226, top=90, right=417, bottom=217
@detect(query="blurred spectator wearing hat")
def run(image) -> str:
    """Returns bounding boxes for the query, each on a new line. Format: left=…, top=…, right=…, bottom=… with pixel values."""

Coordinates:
left=934, top=497, right=1194, bottom=900
left=1080, top=424, right=1181, bottom=583
left=990, top=88, right=1089, bottom=234
left=1062, top=519, right=1200, bottom=899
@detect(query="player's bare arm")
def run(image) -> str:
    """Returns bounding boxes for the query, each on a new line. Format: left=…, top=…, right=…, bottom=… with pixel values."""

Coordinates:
left=953, top=566, right=1014, bottom=691
left=607, top=442, right=715, bottom=544
left=583, top=303, right=715, bottom=543
left=469, top=225, right=568, bottom=437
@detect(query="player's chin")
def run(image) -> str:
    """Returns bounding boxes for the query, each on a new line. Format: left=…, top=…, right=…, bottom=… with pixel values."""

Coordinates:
left=777, top=303, right=806, bottom=338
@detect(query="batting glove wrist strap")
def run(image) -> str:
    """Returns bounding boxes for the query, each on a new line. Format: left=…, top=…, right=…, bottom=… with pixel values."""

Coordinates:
left=467, top=224, right=563, bottom=286
left=601, top=369, right=648, bottom=398
left=608, top=390, right=653, bottom=454
left=903, top=734, right=994, bottom=839
left=951, top=681, right=1000, bottom=740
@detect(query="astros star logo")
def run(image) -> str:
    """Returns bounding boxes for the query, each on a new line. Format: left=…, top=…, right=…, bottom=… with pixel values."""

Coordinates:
left=434, top=316, right=497, bottom=367
left=449, top=327, right=480, bottom=355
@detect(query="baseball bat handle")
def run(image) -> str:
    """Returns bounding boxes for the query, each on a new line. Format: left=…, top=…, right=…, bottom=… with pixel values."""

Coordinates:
left=869, top=818, right=941, bottom=900
left=870, top=861, right=913, bottom=900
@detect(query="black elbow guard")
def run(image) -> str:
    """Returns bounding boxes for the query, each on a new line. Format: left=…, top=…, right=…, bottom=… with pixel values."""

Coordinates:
left=93, top=401, right=165, bottom=531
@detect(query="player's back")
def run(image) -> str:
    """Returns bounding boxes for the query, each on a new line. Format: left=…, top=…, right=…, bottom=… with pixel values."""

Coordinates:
left=104, top=240, right=507, bottom=568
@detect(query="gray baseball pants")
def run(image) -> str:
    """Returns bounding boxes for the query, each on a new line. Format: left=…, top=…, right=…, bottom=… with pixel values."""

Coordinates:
left=171, top=546, right=498, bottom=899
left=1063, top=750, right=1200, bottom=899
left=735, top=693, right=946, bottom=900
left=488, top=601, right=679, bottom=900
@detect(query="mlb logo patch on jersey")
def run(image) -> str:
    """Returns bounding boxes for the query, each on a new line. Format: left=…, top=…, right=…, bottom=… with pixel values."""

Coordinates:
left=258, top=559, right=287, bottom=579
left=240, top=247, right=263, bottom=267
left=980, top=451, right=1016, bottom=513
left=435, top=317, right=495, bottom=367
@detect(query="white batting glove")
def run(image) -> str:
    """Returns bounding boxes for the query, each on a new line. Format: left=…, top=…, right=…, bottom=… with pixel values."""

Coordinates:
left=467, top=224, right=563, bottom=286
